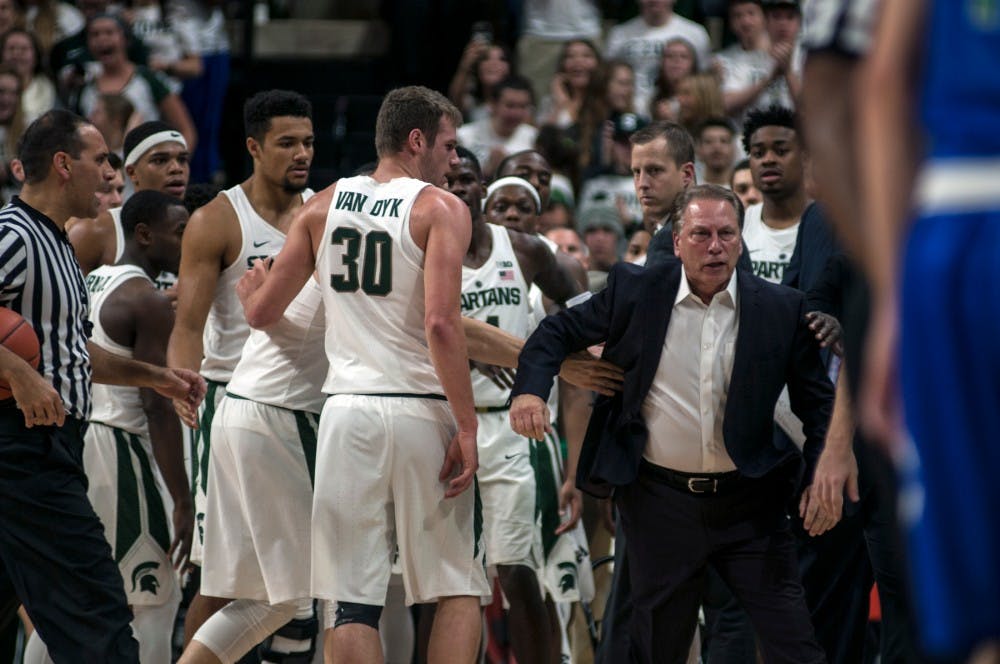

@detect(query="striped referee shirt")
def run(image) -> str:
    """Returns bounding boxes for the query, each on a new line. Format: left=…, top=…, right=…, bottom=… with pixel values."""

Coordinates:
left=0, top=197, right=91, bottom=419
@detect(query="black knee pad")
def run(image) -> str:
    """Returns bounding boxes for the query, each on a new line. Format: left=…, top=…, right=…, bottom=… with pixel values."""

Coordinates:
left=257, top=604, right=319, bottom=664
left=334, top=602, right=383, bottom=630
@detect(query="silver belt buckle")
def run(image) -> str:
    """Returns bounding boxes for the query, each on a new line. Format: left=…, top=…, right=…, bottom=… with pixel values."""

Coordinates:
left=687, top=477, right=718, bottom=494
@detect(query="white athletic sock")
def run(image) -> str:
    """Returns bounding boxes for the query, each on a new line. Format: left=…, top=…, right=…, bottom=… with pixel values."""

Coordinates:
left=193, top=598, right=305, bottom=664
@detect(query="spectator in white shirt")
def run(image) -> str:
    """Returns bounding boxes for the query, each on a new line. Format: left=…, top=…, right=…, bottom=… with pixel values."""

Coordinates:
left=457, top=74, right=538, bottom=179
left=605, top=0, right=712, bottom=118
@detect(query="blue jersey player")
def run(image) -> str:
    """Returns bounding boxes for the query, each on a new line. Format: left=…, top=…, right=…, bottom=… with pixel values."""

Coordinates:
left=859, top=0, right=1000, bottom=659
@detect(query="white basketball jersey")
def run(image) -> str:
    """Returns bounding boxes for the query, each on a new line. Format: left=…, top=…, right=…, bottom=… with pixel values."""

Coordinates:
left=85, top=264, right=153, bottom=434
left=317, top=175, right=442, bottom=395
left=110, top=205, right=177, bottom=290
left=225, top=277, right=328, bottom=414
left=199, top=184, right=313, bottom=383
left=461, top=225, right=531, bottom=407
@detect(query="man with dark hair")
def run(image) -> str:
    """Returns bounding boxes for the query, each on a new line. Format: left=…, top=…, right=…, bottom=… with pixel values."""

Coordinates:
left=0, top=109, right=204, bottom=663
left=695, top=117, right=737, bottom=188
left=628, top=121, right=696, bottom=266
left=237, top=84, right=490, bottom=664
left=730, top=157, right=761, bottom=211
left=496, top=149, right=553, bottom=210
left=25, top=190, right=191, bottom=664
left=741, top=104, right=808, bottom=284
left=166, top=89, right=314, bottom=644
left=457, top=74, right=538, bottom=178
left=68, top=120, right=190, bottom=282
left=510, top=183, right=831, bottom=664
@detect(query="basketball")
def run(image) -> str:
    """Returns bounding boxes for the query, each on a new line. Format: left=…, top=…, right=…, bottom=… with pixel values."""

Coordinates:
left=0, top=307, right=41, bottom=400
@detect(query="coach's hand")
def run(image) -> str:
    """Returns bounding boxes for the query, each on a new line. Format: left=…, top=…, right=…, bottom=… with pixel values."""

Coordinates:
left=509, top=394, right=552, bottom=440
left=441, top=429, right=478, bottom=498
left=558, top=351, right=623, bottom=396
left=6, top=362, right=65, bottom=428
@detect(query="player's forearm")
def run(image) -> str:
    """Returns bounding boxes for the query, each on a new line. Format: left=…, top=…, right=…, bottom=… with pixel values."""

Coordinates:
left=558, top=379, right=591, bottom=480
left=823, top=368, right=854, bottom=456
left=89, top=342, right=165, bottom=387
left=166, top=326, right=204, bottom=373
left=427, top=313, right=478, bottom=432
left=462, top=317, right=523, bottom=368
left=143, top=391, right=193, bottom=509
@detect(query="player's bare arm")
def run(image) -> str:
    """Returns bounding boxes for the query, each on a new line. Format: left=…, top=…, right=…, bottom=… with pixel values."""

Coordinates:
left=133, top=286, right=195, bottom=569
left=462, top=317, right=623, bottom=395
left=167, top=196, right=240, bottom=372
left=510, top=229, right=582, bottom=306
left=240, top=186, right=333, bottom=328
left=856, top=0, right=925, bottom=447
left=412, top=188, right=478, bottom=498
left=66, top=212, right=117, bottom=275
left=556, top=380, right=589, bottom=532
left=88, top=342, right=206, bottom=425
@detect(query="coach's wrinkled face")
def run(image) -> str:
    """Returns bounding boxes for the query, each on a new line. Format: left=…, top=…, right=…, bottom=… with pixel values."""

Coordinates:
left=673, top=197, right=742, bottom=303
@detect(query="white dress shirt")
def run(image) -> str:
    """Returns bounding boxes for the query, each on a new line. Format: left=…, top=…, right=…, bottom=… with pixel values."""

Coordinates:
left=641, top=271, right=740, bottom=473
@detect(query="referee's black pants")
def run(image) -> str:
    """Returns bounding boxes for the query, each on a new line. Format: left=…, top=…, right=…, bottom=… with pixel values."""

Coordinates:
left=0, top=405, right=139, bottom=663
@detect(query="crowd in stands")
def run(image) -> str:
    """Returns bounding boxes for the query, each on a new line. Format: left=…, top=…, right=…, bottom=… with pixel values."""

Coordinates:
left=448, top=0, right=800, bottom=288
left=0, top=0, right=228, bottom=194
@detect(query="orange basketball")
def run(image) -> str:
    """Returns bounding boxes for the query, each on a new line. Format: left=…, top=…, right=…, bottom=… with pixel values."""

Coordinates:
left=0, top=307, right=40, bottom=400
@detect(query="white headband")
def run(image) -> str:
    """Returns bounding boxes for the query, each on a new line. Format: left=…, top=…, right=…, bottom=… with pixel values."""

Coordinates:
left=124, top=130, right=187, bottom=167
left=485, top=176, right=542, bottom=214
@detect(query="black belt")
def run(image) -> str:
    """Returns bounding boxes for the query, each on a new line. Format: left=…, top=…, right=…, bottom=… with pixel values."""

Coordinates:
left=639, top=459, right=743, bottom=495
left=475, top=405, right=509, bottom=413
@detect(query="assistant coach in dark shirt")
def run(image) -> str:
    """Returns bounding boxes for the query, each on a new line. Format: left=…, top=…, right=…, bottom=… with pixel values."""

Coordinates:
left=510, top=184, right=833, bottom=664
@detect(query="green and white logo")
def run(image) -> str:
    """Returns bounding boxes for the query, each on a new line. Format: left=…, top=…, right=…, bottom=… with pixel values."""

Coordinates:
left=131, top=561, right=161, bottom=595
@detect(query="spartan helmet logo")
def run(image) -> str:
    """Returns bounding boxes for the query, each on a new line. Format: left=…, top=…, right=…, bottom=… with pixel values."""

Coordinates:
left=557, top=561, right=577, bottom=593
left=131, top=561, right=161, bottom=595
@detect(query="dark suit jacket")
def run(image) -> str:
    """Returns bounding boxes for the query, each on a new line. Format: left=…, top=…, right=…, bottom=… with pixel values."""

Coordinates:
left=781, top=202, right=840, bottom=293
left=512, top=259, right=835, bottom=498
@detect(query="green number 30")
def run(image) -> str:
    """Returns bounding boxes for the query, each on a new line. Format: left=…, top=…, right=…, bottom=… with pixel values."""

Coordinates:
left=329, top=227, right=392, bottom=296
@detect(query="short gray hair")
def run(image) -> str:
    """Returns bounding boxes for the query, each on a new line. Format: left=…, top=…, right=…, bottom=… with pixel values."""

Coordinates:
left=671, top=184, right=744, bottom=234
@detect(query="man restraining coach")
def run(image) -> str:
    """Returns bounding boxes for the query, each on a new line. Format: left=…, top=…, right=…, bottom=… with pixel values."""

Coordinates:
left=510, top=184, right=832, bottom=664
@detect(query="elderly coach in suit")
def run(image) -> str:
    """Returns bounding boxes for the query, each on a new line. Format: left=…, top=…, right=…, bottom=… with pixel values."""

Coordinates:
left=510, top=184, right=832, bottom=664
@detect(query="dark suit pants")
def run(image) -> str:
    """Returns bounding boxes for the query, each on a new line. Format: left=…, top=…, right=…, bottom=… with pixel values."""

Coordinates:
left=0, top=408, right=139, bottom=663
left=616, top=463, right=826, bottom=664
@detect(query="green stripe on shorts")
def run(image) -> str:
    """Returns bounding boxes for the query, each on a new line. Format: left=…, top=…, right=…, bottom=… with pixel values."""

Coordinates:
left=193, top=380, right=223, bottom=494
left=473, top=476, right=483, bottom=559
left=293, top=410, right=319, bottom=488
left=531, top=434, right=562, bottom=558
left=113, top=427, right=142, bottom=563
left=130, top=434, right=171, bottom=553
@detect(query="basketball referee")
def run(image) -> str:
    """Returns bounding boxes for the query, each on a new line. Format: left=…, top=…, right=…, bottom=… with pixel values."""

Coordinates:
left=0, top=110, right=206, bottom=663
